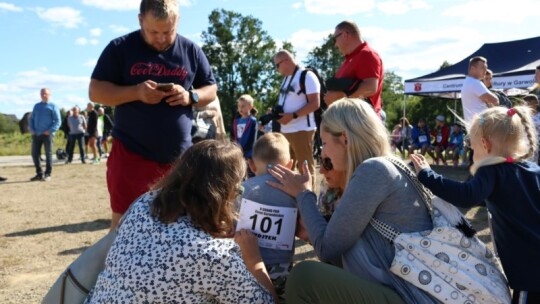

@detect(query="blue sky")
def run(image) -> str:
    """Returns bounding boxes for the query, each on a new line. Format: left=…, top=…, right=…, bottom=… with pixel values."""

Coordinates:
left=0, top=0, right=538, bottom=119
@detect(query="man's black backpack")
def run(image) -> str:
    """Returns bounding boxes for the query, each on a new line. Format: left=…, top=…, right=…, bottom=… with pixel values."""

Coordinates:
left=298, top=66, right=327, bottom=129
left=56, top=148, right=67, bottom=160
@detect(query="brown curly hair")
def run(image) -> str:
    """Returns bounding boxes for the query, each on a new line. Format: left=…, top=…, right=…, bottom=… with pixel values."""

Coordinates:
left=151, top=140, right=246, bottom=237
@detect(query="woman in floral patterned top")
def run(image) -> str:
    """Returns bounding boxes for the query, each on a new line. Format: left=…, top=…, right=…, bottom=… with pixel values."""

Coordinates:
left=86, top=140, right=276, bottom=303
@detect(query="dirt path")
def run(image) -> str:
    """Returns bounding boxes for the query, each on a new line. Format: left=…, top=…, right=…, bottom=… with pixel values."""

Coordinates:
left=0, top=163, right=110, bottom=303
left=0, top=161, right=491, bottom=303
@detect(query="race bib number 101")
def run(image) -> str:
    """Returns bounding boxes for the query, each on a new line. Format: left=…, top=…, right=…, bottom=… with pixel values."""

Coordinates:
left=236, top=198, right=297, bottom=250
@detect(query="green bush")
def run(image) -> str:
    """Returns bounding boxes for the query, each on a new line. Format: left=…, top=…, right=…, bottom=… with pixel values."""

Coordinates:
left=0, top=114, right=18, bottom=133
left=0, top=132, right=68, bottom=156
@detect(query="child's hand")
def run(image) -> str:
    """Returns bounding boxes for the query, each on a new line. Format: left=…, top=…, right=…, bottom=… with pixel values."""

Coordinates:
left=410, top=154, right=431, bottom=174
left=234, top=229, right=263, bottom=266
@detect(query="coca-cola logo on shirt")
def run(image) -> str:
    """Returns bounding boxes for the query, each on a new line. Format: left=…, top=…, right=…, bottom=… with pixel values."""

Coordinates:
left=130, top=63, right=188, bottom=81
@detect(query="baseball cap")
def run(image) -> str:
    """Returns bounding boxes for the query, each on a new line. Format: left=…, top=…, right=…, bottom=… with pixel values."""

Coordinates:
left=436, top=115, right=445, bottom=122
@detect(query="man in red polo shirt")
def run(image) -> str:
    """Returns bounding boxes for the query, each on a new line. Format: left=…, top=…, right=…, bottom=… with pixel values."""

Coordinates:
left=326, top=20, right=384, bottom=116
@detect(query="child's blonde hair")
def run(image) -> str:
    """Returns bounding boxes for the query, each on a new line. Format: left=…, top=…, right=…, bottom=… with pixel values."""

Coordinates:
left=470, top=106, right=537, bottom=174
left=237, top=94, right=254, bottom=106
left=252, top=133, right=290, bottom=166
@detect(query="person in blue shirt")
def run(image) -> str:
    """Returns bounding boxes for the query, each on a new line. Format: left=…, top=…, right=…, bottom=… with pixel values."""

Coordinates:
left=89, top=0, right=217, bottom=230
left=408, top=117, right=430, bottom=156
left=241, top=132, right=295, bottom=300
left=444, top=123, right=465, bottom=167
left=232, top=94, right=258, bottom=160
left=411, top=106, right=540, bottom=303
left=29, top=88, right=61, bottom=181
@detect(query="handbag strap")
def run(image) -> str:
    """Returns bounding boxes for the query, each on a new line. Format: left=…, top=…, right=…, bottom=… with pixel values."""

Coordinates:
left=384, top=157, right=433, bottom=213
left=370, top=218, right=400, bottom=242
left=369, top=157, right=434, bottom=243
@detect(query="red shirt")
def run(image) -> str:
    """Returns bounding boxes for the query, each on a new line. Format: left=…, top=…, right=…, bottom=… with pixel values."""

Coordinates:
left=431, top=125, right=450, bottom=147
left=335, top=42, right=384, bottom=114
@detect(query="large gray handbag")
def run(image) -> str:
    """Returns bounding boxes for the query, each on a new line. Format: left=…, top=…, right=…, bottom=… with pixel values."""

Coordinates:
left=42, top=201, right=138, bottom=304
left=41, top=231, right=116, bottom=304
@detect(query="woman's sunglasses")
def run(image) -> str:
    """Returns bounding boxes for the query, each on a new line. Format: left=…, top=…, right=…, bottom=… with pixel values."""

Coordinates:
left=321, top=157, right=333, bottom=171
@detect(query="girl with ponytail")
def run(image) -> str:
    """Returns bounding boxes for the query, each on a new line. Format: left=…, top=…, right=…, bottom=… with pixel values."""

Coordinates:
left=410, top=106, right=540, bottom=303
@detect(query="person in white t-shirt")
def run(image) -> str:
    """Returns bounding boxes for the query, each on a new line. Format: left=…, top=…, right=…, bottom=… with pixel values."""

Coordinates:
left=274, top=50, right=320, bottom=188
left=460, top=56, right=498, bottom=124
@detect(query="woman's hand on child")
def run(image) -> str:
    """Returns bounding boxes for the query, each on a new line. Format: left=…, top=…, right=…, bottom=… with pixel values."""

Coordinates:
left=234, top=229, right=263, bottom=266
left=267, top=161, right=311, bottom=198
left=410, top=154, right=431, bottom=174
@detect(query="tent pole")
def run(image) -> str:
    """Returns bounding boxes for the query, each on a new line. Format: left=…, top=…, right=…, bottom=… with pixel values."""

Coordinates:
left=401, top=93, right=407, bottom=159
left=454, top=92, right=457, bottom=123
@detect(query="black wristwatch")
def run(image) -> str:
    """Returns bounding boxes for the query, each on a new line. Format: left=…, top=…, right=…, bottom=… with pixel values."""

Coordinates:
left=189, top=90, right=199, bottom=105
left=292, top=112, right=298, bottom=119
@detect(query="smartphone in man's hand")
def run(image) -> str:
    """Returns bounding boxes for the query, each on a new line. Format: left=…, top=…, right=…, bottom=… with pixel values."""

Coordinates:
left=156, top=83, right=174, bottom=91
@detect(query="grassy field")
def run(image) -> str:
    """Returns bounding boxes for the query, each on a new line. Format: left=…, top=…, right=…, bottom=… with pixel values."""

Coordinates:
left=0, top=132, right=68, bottom=156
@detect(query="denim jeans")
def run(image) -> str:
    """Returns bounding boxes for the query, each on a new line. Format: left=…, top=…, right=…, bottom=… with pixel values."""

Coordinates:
left=32, top=133, right=54, bottom=176
left=96, top=136, right=103, bottom=157
left=67, top=133, right=85, bottom=162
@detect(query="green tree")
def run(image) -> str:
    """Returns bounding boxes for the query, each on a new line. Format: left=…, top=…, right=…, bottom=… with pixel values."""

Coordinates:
left=201, top=9, right=280, bottom=130
left=0, top=114, right=18, bottom=133
left=303, top=34, right=342, bottom=79
left=381, top=71, right=405, bottom=128
left=439, top=60, right=452, bottom=70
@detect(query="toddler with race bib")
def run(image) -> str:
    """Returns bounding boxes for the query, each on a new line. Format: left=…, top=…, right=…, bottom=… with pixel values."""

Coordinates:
left=238, top=132, right=297, bottom=299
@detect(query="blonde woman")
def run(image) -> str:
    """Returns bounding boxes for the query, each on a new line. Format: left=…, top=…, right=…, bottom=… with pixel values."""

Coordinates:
left=268, top=98, right=437, bottom=303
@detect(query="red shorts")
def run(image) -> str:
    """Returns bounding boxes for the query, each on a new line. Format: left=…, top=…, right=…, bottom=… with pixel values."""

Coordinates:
left=107, top=139, right=173, bottom=214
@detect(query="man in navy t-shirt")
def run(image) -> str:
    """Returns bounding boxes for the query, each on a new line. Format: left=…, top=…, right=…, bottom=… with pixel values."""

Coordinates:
left=89, top=0, right=217, bottom=230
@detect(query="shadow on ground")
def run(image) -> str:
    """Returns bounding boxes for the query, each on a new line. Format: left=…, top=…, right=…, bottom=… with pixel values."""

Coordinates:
left=58, top=246, right=92, bottom=256
left=4, top=219, right=110, bottom=237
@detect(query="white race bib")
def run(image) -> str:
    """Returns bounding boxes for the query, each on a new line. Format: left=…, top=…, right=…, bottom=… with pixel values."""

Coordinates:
left=236, top=198, right=297, bottom=250
left=236, top=123, right=246, bottom=138
left=418, top=135, right=428, bottom=143
left=436, top=135, right=442, bottom=143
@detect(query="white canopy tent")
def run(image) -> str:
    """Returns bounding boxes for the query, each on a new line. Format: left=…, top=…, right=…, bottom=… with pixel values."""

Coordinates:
left=404, top=36, right=540, bottom=98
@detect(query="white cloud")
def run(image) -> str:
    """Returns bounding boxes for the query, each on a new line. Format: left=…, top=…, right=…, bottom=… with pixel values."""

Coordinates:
left=377, top=0, right=430, bottom=15
left=81, top=0, right=191, bottom=11
left=89, top=28, right=102, bottom=37
left=75, top=37, right=88, bottom=45
left=109, top=24, right=131, bottom=34
left=288, top=29, right=333, bottom=63
left=0, top=2, right=22, bottom=12
left=357, top=26, right=485, bottom=79
left=443, top=0, right=537, bottom=23
left=76, top=38, right=98, bottom=45
left=83, top=59, right=98, bottom=68
left=302, top=0, right=429, bottom=16
left=81, top=0, right=140, bottom=11
left=304, top=0, right=375, bottom=15
left=35, top=7, right=83, bottom=29
left=0, top=68, right=90, bottom=118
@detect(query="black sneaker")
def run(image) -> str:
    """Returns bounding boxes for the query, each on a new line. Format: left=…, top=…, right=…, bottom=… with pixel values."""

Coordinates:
left=0, top=176, right=7, bottom=182
left=43, top=174, right=51, bottom=181
left=30, top=175, right=43, bottom=181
